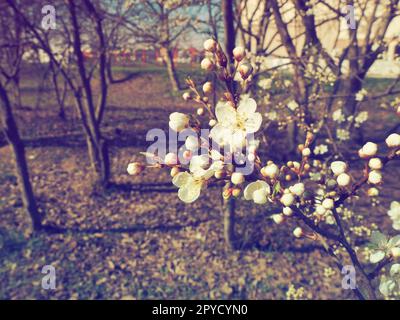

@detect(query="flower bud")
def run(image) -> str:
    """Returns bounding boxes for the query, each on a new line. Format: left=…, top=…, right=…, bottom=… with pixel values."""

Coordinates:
left=397, top=106, right=400, bottom=116
left=272, top=214, right=285, bottom=225
left=238, top=62, right=253, bottom=79
left=326, top=179, right=338, bottom=190
left=280, top=193, right=295, bottom=207
left=214, top=169, right=226, bottom=179
left=201, top=58, right=214, bottom=71
left=302, top=148, right=311, bottom=157
left=231, top=172, right=245, bottom=185
left=330, top=161, right=348, bottom=176
left=127, top=162, right=144, bottom=175
left=202, top=81, right=213, bottom=94
left=209, top=119, right=217, bottom=127
left=197, top=108, right=205, bottom=116
left=322, top=198, right=334, bottom=210
left=185, top=136, right=199, bottom=151
left=233, top=46, right=246, bottom=62
left=368, top=158, right=383, bottom=170
left=203, top=39, right=217, bottom=52
left=337, top=173, right=351, bottom=187
left=169, top=112, right=190, bottom=132
left=362, top=142, right=378, bottom=157
left=164, top=152, right=178, bottom=166
left=391, top=247, right=400, bottom=258
left=386, top=133, right=400, bottom=148
left=293, top=227, right=303, bottom=238
left=283, top=207, right=293, bottom=216
left=182, top=92, right=191, bottom=101
left=358, top=148, right=368, bottom=159
left=261, top=163, right=279, bottom=179
left=368, top=170, right=382, bottom=184
left=367, top=187, right=379, bottom=197
left=222, top=188, right=232, bottom=200
left=232, top=188, right=241, bottom=198
left=289, top=183, right=305, bottom=196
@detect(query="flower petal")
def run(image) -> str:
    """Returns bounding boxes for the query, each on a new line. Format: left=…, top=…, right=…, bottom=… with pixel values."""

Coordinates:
left=244, top=112, right=262, bottom=133
left=237, top=97, right=257, bottom=115
left=172, top=172, right=191, bottom=188
left=178, top=183, right=202, bottom=203
left=215, top=102, right=236, bottom=125
left=370, top=250, right=385, bottom=263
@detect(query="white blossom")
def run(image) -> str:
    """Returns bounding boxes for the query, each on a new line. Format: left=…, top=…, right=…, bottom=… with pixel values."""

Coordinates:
left=388, top=201, right=400, bottom=231
left=244, top=180, right=271, bottom=204
left=210, top=97, right=262, bottom=151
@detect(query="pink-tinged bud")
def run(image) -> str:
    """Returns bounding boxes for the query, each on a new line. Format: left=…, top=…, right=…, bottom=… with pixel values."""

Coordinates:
left=203, top=39, right=217, bottom=52
left=293, top=227, right=303, bottom=238
left=223, top=188, right=232, bottom=200
left=127, top=162, right=144, bottom=175
left=182, top=150, right=192, bottom=161
left=202, top=81, right=213, bottom=94
left=232, top=188, right=241, bottom=198
left=233, top=46, right=246, bottom=62
left=238, top=62, right=253, bottom=79
left=164, top=152, right=178, bottom=166
left=397, top=106, right=400, bottom=116
left=201, top=58, right=214, bottom=71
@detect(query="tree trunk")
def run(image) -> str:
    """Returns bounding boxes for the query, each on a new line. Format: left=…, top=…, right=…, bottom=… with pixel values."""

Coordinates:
left=222, top=0, right=235, bottom=63
left=0, top=83, right=41, bottom=231
left=163, top=47, right=180, bottom=91
left=222, top=184, right=237, bottom=249
left=86, top=134, right=110, bottom=189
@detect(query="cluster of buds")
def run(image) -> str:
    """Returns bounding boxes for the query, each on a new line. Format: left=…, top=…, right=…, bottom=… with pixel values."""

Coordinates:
left=201, top=39, right=253, bottom=82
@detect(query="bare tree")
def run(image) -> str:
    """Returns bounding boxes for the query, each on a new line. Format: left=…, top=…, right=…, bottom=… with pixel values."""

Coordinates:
left=7, top=0, right=116, bottom=188
left=122, top=0, right=204, bottom=91
left=0, top=3, right=41, bottom=230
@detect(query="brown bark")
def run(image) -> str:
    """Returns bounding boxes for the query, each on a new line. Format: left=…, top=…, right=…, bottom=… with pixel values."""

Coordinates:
left=162, top=47, right=180, bottom=91
left=222, top=0, right=235, bottom=63
left=69, top=0, right=110, bottom=188
left=0, top=82, right=41, bottom=231
left=222, top=183, right=237, bottom=249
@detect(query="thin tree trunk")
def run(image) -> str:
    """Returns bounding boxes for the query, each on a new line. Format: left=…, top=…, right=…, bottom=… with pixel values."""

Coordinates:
left=0, top=82, right=41, bottom=231
left=222, top=0, right=235, bottom=63
left=163, top=47, right=180, bottom=91
left=86, top=134, right=110, bottom=189
left=222, top=183, right=236, bottom=249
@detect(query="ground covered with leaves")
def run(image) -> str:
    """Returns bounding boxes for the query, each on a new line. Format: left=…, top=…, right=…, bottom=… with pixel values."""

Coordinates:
left=0, top=70, right=399, bottom=299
